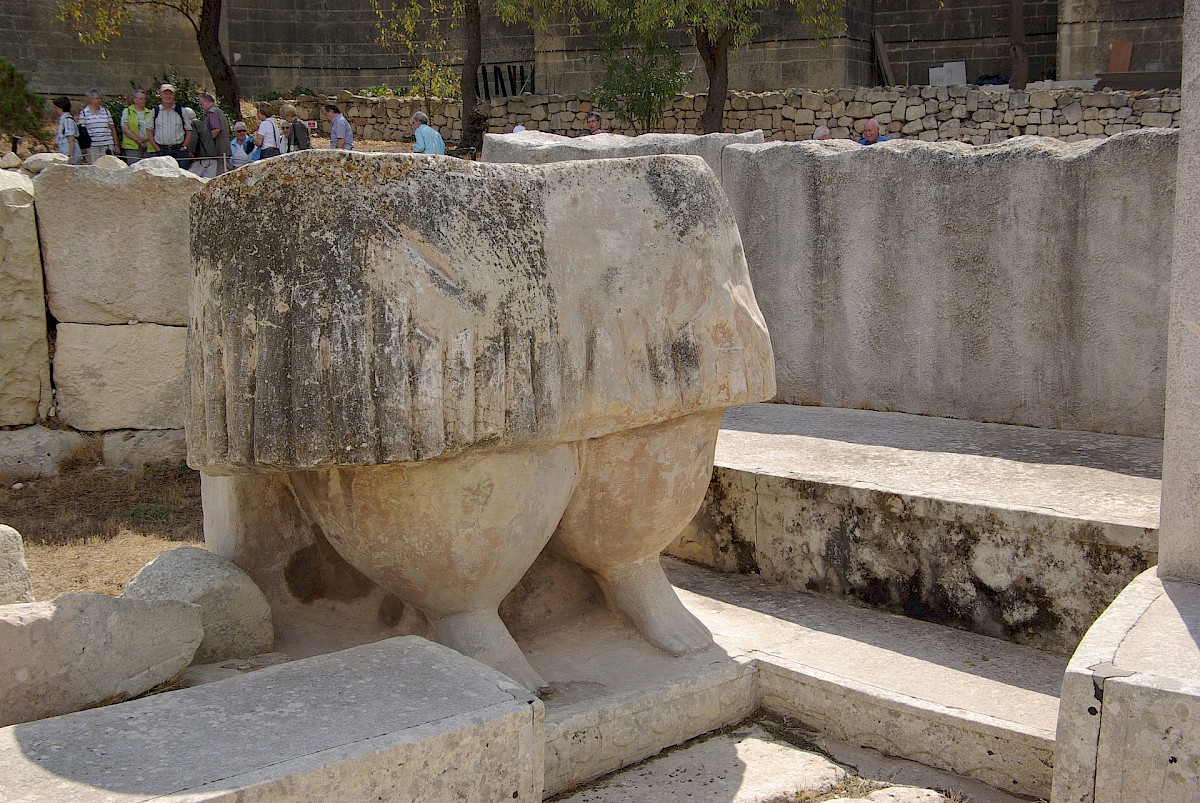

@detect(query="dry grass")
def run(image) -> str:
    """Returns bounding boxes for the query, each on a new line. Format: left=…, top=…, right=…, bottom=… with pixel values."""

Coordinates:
left=1, top=462, right=203, bottom=599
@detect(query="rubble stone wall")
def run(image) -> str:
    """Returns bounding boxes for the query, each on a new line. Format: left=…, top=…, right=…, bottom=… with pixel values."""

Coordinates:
left=265, top=84, right=1182, bottom=146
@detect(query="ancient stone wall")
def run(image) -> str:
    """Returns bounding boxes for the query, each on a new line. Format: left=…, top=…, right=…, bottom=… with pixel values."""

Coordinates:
left=268, top=84, right=1181, bottom=146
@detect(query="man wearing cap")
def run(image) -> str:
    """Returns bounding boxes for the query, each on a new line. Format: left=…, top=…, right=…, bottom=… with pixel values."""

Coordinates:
left=148, top=83, right=192, bottom=166
left=229, top=121, right=259, bottom=169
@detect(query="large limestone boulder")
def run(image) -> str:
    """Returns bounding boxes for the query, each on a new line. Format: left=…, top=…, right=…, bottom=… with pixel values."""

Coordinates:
left=481, top=130, right=765, bottom=181
left=124, top=546, right=273, bottom=663
left=35, top=158, right=204, bottom=325
left=0, top=593, right=202, bottom=726
left=22, top=153, right=67, bottom=174
left=0, top=525, right=34, bottom=604
left=0, top=171, right=51, bottom=426
left=188, top=151, right=774, bottom=471
left=0, top=425, right=85, bottom=478
left=54, top=323, right=186, bottom=431
left=722, top=130, right=1177, bottom=437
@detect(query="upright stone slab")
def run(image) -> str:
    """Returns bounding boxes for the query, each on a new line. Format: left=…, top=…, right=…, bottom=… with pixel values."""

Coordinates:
left=722, top=131, right=1177, bottom=437
left=0, top=524, right=34, bottom=604
left=0, top=171, right=50, bottom=425
left=53, top=322, right=186, bottom=431
left=0, top=637, right=543, bottom=802
left=481, top=130, right=765, bottom=182
left=35, top=158, right=204, bottom=325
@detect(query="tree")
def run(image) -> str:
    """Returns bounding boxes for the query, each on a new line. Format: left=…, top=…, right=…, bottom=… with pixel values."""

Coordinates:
left=0, top=57, right=46, bottom=149
left=591, top=24, right=691, bottom=133
left=500, top=0, right=846, bottom=134
left=370, top=0, right=486, bottom=149
left=56, top=0, right=241, bottom=115
left=1009, top=0, right=1029, bottom=90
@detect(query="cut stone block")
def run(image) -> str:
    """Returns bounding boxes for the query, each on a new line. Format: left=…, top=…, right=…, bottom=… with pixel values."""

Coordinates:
left=102, top=429, right=187, bottom=468
left=0, top=592, right=202, bottom=727
left=124, top=546, right=273, bottom=663
left=0, top=170, right=50, bottom=426
left=54, top=322, right=186, bottom=431
left=35, top=157, right=203, bottom=325
left=0, top=524, right=33, bottom=604
left=722, top=130, right=1177, bottom=437
left=0, top=637, right=544, bottom=802
left=481, top=130, right=764, bottom=182
left=0, top=425, right=85, bottom=478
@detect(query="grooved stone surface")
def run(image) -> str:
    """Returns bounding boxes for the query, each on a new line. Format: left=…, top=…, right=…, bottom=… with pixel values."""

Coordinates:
left=0, top=636, right=543, bottom=802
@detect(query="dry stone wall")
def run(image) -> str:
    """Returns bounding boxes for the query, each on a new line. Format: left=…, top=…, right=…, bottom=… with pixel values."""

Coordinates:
left=268, top=84, right=1182, bottom=146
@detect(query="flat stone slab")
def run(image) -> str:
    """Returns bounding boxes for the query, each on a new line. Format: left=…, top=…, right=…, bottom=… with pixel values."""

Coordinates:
left=672, top=403, right=1160, bottom=653
left=0, top=636, right=542, bottom=802
left=666, top=558, right=1065, bottom=799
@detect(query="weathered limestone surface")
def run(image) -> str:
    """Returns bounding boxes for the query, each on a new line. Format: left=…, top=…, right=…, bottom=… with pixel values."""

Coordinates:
left=190, top=151, right=773, bottom=692
left=0, top=171, right=50, bottom=425
left=672, top=404, right=1160, bottom=654
left=0, top=593, right=202, bottom=727
left=21, top=153, right=66, bottom=174
left=102, top=429, right=187, bottom=468
left=0, top=425, right=85, bottom=478
left=124, top=546, right=273, bottom=664
left=481, top=130, right=764, bottom=181
left=0, top=153, right=21, bottom=170
left=722, top=130, right=1177, bottom=437
left=54, top=323, right=186, bottom=431
left=92, top=154, right=127, bottom=170
left=35, top=158, right=203, bottom=325
left=189, top=152, right=773, bottom=471
left=0, top=524, right=34, bottom=604
left=0, top=636, right=544, bottom=802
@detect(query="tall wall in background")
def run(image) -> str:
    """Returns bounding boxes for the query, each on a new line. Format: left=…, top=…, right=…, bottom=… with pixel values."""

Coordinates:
left=0, top=1, right=1185, bottom=100
left=1058, top=0, right=1185, bottom=80
left=875, top=0, right=1059, bottom=84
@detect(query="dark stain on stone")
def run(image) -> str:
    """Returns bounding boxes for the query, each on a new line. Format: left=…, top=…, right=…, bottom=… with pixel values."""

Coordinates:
left=283, top=529, right=376, bottom=603
left=377, top=594, right=407, bottom=627
left=645, top=158, right=721, bottom=237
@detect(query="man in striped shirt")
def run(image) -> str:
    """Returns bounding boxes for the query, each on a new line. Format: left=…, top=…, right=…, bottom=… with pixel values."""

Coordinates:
left=78, top=89, right=119, bottom=165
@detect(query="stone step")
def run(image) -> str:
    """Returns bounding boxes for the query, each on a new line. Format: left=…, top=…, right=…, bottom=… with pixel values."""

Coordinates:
left=671, top=403, right=1161, bottom=654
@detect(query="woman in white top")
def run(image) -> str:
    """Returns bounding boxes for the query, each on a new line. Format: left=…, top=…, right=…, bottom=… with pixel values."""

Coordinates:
left=53, top=96, right=82, bottom=164
left=254, top=107, right=283, bottom=159
left=77, top=88, right=118, bottom=164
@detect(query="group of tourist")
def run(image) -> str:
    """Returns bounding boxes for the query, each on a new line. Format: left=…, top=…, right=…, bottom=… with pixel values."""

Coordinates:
left=52, top=85, right=363, bottom=172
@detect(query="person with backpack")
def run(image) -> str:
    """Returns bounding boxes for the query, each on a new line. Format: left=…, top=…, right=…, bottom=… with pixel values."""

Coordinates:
left=119, top=89, right=154, bottom=164
left=53, top=97, right=82, bottom=164
left=147, top=83, right=192, bottom=167
left=281, top=104, right=310, bottom=152
left=77, top=89, right=119, bottom=164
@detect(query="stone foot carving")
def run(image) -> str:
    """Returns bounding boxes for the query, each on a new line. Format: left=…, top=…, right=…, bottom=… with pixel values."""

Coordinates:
left=549, top=410, right=723, bottom=655
left=430, top=609, right=548, bottom=692
left=289, top=445, right=579, bottom=692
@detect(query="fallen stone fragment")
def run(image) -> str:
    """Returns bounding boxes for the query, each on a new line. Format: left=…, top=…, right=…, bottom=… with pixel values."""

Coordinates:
left=0, top=425, right=85, bottom=478
left=93, top=154, right=127, bottom=169
left=0, top=152, right=20, bottom=169
left=0, top=592, right=202, bottom=726
left=0, top=525, right=34, bottom=604
left=21, top=153, right=67, bottom=174
left=124, top=547, right=273, bottom=663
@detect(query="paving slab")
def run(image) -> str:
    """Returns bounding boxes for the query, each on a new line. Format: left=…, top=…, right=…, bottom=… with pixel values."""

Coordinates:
left=0, top=636, right=543, bottom=802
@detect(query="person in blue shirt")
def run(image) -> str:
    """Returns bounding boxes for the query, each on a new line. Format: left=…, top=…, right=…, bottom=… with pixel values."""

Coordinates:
left=410, top=111, right=446, bottom=156
left=859, top=118, right=891, bottom=145
left=324, top=104, right=354, bottom=151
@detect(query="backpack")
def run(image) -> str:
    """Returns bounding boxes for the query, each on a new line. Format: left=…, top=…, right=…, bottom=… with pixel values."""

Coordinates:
left=191, top=117, right=217, bottom=158
left=75, top=118, right=91, bottom=150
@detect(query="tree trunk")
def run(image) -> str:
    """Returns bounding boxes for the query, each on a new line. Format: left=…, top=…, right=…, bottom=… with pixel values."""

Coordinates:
left=1009, top=0, right=1029, bottom=90
left=461, top=0, right=485, bottom=151
left=696, top=27, right=734, bottom=134
left=198, top=0, right=242, bottom=117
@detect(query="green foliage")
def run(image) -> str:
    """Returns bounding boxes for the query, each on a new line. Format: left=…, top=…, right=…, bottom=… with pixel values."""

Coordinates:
left=358, top=83, right=409, bottom=97
left=370, top=0, right=464, bottom=113
left=591, top=27, right=690, bottom=133
left=410, top=59, right=461, bottom=102
left=258, top=86, right=318, bottom=101
left=0, top=57, right=47, bottom=140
